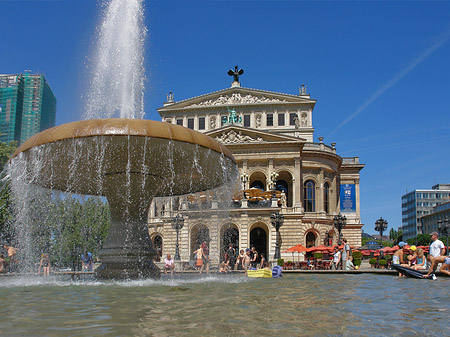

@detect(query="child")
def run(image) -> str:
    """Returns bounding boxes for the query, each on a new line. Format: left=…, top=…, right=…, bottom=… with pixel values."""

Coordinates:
left=345, top=256, right=356, bottom=270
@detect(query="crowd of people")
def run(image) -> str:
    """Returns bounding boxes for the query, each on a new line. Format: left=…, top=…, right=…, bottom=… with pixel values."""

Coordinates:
left=391, top=232, right=450, bottom=277
left=0, top=244, right=97, bottom=277
left=0, top=244, right=18, bottom=273
left=218, top=244, right=271, bottom=275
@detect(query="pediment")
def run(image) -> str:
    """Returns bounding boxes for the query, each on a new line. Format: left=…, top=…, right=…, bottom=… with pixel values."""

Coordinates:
left=205, top=125, right=305, bottom=145
left=158, top=86, right=316, bottom=112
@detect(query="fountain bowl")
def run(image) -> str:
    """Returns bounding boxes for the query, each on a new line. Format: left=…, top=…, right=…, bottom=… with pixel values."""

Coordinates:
left=11, top=118, right=237, bottom=279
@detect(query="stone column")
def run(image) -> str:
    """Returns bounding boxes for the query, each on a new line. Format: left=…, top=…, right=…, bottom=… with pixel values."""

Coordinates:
left=318, top=168, right=325, bottom=216
left=293, top=157, right=302, bottom=212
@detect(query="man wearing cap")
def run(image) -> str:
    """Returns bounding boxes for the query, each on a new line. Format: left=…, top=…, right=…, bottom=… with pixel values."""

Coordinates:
left=429, top=232, right=445, bottom=259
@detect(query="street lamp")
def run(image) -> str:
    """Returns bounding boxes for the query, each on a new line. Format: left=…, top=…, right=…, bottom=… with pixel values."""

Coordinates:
left=374, top=217, right=388, bottom=247
left=270, top=211, right=284, bottom=260
left=171, top=213, right=185, bottom=261
left=437, top=217, right=449, bottom=256
left=270, top=171, right=279, bottom=190
left=240, top=172, right=249, bottom=190
left=333, top=213, right=347, bottom=245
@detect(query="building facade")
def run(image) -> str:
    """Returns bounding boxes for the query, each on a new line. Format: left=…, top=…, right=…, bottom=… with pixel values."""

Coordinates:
left=421, top=201, right=450, bottom=236
left=401, top=184, right=450, bottom=240
left=148, top=77, right=364, bottom=265
left=0, top=72, right=56, bottom=145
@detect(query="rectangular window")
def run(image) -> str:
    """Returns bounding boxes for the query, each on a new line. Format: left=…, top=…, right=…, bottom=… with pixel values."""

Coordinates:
left=278, top=113, right=285, bottom=126
left=244, top=115, right=250, bottom=127
left=289, top=113, right=297, bottom=126
left=187, top=118, right=194, bottom=129
left=198, top=117, right=205, bottom=130
left=176, top=119, right=183, bottom=126
left=266, top=114, right=273, bottom=126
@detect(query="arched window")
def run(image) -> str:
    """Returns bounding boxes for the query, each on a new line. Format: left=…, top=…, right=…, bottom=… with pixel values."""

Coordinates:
left=306, top=232, right=316, bottom=248
left=324, top=182, right=330, bottom=214
left=250, top=180, right=265, bottom=190
left=303, top=180, right=315, bottom=212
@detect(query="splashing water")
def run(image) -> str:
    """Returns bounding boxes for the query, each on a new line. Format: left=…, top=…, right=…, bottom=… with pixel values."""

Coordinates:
left=84, top=0, right=146, bottom=119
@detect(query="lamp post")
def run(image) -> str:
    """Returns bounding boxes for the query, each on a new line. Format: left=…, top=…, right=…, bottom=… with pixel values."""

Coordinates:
left=374, top=217, right=388, bottom=247
left=270, top=172, right=279, bottom=191
left=271, top=211, right=284, bottom=260
left=240, top=172, right=249, bottom=190
left=437, top=217, right=449, bottom=256
left=333, top=213, right=347, bottom=245
left=171, top=213, right=184, bottom=261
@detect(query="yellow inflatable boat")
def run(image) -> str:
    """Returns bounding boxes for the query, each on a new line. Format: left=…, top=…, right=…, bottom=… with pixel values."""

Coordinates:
left=247, top=269, right=272, bottom=278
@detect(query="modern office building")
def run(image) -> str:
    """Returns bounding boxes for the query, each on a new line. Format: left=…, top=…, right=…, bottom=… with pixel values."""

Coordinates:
left=0, top=72, right=56, bottom=145
left=421, top=201, right=450, bottom=236
left=147, top=72, right=365, bottom=265
left=401, top=184, right=450, bottom=240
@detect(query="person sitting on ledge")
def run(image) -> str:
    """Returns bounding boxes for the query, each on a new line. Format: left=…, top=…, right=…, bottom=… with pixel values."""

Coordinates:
left=219, top=253, right=230, bottom=273
left=411, top=248, right=426, bottom=270
left=81, top=251, right=93, bottom=272
left=345, top=256, right=356, bottom=270
left=164, top=254, right=175, bottom=274
left=0, top=254, right=6, bottom=273
left=424, top=255, right=450, bottom=278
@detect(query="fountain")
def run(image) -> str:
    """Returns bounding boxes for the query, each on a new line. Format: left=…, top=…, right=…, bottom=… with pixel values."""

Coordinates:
left=10, top=119, right=236, bottom=279
left=7, top=0, right=237, bottom=279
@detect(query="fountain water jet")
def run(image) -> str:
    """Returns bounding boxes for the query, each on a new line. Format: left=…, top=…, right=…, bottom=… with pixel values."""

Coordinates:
left=11, top=119, right=237, bottom=279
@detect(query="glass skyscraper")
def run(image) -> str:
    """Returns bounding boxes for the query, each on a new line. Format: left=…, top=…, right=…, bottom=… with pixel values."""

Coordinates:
left=0, top=72, right=56, bottom=145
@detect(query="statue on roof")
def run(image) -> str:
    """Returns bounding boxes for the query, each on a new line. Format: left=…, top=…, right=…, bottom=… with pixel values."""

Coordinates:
left=228, top=65, right=244, bottom=82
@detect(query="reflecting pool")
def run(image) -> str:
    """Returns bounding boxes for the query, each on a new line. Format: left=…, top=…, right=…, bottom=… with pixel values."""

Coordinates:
left=0, top=274, right=449, bottom=336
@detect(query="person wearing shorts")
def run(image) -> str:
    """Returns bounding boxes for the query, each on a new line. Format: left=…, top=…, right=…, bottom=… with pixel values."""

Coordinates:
left=424, top=255, right=450, bottom=278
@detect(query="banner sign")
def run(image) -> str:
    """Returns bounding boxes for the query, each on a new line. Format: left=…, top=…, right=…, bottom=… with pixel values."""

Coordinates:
left=340, top=184, right=356, bottom=213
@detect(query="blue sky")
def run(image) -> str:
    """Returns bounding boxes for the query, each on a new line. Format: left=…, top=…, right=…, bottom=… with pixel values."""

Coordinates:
left=1, top=0, right=450, bottom=235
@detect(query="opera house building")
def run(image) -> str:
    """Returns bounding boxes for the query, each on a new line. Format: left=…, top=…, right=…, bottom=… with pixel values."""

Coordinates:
left=148, top=75, right=364, bottom=265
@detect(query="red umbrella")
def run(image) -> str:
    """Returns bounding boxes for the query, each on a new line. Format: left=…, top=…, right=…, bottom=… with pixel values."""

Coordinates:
left=283, top=244, right=308, bottom=253
left=307, top=245, right=329, bottom=252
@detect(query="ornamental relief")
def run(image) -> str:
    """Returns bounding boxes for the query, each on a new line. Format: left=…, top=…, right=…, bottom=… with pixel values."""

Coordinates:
left=302, top=168, right=317, bottom=176
left=188, top=93, right=287, bottom=107
left=215, top=130, right=263, bottom=144
left=324, top=171, right=334, bottom=180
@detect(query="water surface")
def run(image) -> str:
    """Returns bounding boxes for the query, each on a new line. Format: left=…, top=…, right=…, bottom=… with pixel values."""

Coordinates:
left=0, top=274, right=449, bottom=336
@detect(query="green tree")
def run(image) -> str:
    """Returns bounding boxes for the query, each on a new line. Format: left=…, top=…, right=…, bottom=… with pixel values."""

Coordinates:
left=0, top=179, right=14, bottom=243
left=49, top=196, right=110, bottom=270
left=0, top=141, right=17, bottom=171
left=0, top=141, right=17, bottom=243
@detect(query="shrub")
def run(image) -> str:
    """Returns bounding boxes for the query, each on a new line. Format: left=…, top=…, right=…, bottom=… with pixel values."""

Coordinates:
left=378, top=259, right=387, bottom=266
left=352, top=251, right=362, bottom=259
left=313, top=252, right=323, bottom=259
left=353, top=258, right=361, bottom=266
left=384, top=255, right=392, bottom=261
left=286, top=261, right=293, bottom=264
left=369, top=258, right=377, bottom=265
left=277, top=258, right=284, bottom=266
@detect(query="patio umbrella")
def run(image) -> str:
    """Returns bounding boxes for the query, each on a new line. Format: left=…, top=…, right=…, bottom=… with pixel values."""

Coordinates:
left=307, top=245, right=329, bottom=252
left=282, top=244, right=308, bottom=262
left=283, top=244, right=307, bottom=253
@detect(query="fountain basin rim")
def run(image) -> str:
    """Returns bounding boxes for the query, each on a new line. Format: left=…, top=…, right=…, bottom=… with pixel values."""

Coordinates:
left=11, top=118, right=235, bottom=163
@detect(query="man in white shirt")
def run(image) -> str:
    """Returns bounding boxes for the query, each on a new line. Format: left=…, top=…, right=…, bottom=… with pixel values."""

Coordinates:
left=427, top=232, right=445, bottom=268
left=429, top=232, right=445, bottom=257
